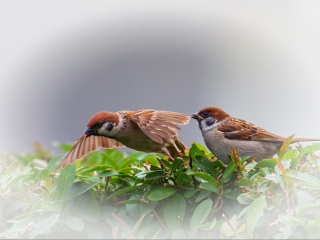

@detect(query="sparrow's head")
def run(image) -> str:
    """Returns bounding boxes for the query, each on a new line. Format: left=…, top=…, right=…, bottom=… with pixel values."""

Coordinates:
left=191, top=107, right=230, bottom=132
left=85, top=112, right=121, bottom=138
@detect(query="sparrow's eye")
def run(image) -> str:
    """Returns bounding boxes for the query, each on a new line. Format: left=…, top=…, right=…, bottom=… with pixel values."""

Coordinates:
left=202, top=112, right=210, bottom=118
left=106, top=123, right=113, bottom=132
left=94, top=122, right=103, bottom=129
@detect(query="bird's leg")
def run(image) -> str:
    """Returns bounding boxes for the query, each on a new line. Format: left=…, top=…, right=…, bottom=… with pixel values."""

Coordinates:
left=172, top=142, right=184, bottom=157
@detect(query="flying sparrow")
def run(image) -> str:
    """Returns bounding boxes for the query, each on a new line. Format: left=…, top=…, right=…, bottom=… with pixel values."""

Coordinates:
left=191, top=107, right=320, bottom=163
left=56, top=109, right=190, bottom=170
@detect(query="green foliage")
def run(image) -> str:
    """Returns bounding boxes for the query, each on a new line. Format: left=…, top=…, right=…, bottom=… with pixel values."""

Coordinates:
left=1, top=141, right=320, bottom=239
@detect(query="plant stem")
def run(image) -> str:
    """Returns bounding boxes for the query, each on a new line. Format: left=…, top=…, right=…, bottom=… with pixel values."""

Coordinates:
left=142, top=197, right=172, bottom=237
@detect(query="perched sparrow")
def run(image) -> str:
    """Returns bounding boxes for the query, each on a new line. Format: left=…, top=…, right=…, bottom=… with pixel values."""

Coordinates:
left=191, top=107, right=320, bottom=163
left=56, top=109, right=189, bottom=170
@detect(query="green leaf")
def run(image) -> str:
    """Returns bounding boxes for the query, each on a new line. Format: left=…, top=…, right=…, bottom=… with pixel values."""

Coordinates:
left=235, top=177, right=252, bottom=186
left=57, top=162, right=76, bottom=202
left=176, top=172, right=188, bottom=186
left=72, top=192, right=100, bottom=222
left=47, top=155, right=64, bottom=171
left=190, top=142, right=206, bottom=160
left=66, top=215, right=84, bottom=232
left=106, top=185, right=139, bottom=200
left=187, top=170, right=219, bottom=185
left=148, top=187, right=177, bottom=201
left=195, top=190, right=211, bottom=202
left=246, top=195, right=267, bottom=237
left=199, top=182, right=219, bottom=194
left=144, top=170, right=165, bottom=180
left=171, top=158, right=185, bottom=173
left=28, top=213, right=60, bottom=239
left=164, top=194, right=186, bottom=232
left=264, top=173, right=285, bottom=190
left=282, top=149, right=298, bottom=159
left=287, top=171, right=320, bottom=188
left=184, top=189, right=197, bottom=198
left=279, top=135, right=295, bottom=157
left=80, top=165, right=113, bottom=174
left=195, top=156, right=217, bottom=177
left=299, top=143, right=320, bottom=156
left=65, top=182, right=97, bottom=201
left=190, top=199, right=213, bottom=235
left=99, top=170, right=128, bottom=177
left=255, top=158, right=276, bottom=169
left=221, top=162, right=235, bottom=183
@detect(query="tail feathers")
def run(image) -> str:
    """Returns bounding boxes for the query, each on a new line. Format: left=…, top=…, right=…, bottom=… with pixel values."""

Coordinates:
left=291, top=138, right=320, bottom=143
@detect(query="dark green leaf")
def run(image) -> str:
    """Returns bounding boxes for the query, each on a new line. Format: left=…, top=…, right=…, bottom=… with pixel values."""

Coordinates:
left=184, top=189, right=198, bottom=198
left=148, top=187, right=177, bottom=201
left=106, top=186, right=140, bottom=200
left=187, top=170, right=219, bottom=185
left=171, top=158, right=185, bottom=173
left=195, top=190, right=211, bottom=202
left=144, top=170, right=165, bottom=180
left=195, top=156, right=217, bottom=177
left=221, top=162, right=235, bottom=183
left=65, top=182, right=97, bottom=201
left=199, top=182, right=219, bottom=194
left=99, top=170, right=128, bottom=177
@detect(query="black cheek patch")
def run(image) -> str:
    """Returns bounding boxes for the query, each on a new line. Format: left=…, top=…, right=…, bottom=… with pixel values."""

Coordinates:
left=206, top=118, right=216, bottom=127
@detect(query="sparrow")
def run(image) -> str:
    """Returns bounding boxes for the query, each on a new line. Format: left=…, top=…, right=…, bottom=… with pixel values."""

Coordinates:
left=56, top=109, right=190, bottom=170
left=191, top=107, right=320, bottom=163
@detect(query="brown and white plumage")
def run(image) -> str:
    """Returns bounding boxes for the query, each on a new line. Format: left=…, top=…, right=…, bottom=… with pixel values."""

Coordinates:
left=192, top=107, right=320, bottom=163
left=56, top=109, right=189, bottom=170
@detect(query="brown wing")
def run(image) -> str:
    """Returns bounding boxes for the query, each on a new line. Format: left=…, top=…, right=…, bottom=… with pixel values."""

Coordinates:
left=130, top=109, right=190, bottom=144
left=55, top=135, right=124, bottom=170
left=218, top=117, right=285, bottom=142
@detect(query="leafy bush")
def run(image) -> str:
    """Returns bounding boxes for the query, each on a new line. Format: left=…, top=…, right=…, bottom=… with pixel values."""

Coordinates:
left=1, top=140, right=320, bottom=239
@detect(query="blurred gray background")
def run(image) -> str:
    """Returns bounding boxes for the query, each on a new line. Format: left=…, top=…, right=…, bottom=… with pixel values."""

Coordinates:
left=1, top=1, right=320, bottom=154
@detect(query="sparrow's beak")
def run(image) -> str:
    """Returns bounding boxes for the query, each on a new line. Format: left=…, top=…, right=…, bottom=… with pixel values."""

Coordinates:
left=191, top=113, right=203, bottom=120
left=84, top=128, right=97, bottom=137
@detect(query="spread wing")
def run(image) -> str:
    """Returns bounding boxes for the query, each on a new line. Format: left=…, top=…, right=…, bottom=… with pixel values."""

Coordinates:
left=130, top=110, right=190, bottom=144
left=55, top=135, right=124, bottom=170
left=218, top=117, right=285, bottom=142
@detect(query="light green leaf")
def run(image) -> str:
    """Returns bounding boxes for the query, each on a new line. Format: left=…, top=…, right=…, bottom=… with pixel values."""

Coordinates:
left=298, top=142, right=320, bottom=156
left=235, top=177, right=252, bottom=186
left=47, top=155, right=64, bottom=171
left=246, top=195, right=267, bottom=237
left=66, top=215, right=84, bottom=232
left=279, top=135, right=295, bottom=157
left=28, top=213, right=60, bottom=239
left=57, top=162, right=76, bottom=202
left=287, top=171, right=320, bottom=188
left=164, top=194, right=186, bottom=232
left=190, top=199, right=213, bottom=235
